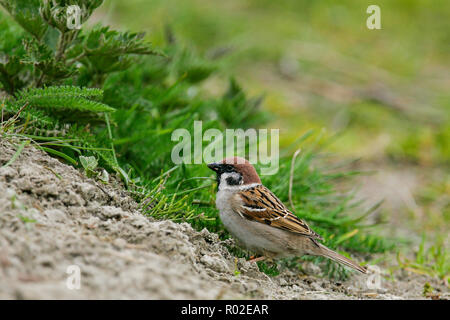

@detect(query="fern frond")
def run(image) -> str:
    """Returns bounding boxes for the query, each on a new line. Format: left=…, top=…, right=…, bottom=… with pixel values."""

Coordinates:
left=19, top=96, right=114, bottom=113
left=15, top=86, right=104, bottom=100
left=14, top=86, right=114, bottom=113
left=3, top=100, right=55, bottom=126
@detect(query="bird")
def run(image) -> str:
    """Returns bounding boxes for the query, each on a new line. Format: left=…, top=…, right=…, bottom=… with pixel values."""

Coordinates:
left=207, top=156, right=367, bottom=274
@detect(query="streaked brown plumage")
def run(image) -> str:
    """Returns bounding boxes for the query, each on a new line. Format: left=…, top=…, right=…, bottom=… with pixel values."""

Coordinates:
left=208, top=156, right=367, bottom=274
left=232, top=184, right=322, bottom=240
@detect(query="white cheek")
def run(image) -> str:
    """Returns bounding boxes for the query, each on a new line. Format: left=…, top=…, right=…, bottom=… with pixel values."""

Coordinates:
left=219, top=172, right=242, bottom=190
left=219, top=173, right=230, bottom=187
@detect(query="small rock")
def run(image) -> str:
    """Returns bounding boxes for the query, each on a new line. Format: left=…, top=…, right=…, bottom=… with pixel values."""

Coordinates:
left=113, top=238, right=127, bottom=249
left=99, top=206, right=126, bottom=219
left=77, top=183, right=98, bottom=201
left=44, top=209, right=67, bottom=223
left=129, top=215, right=147, bottom=229
left=200, top=255, right=229, bottom=273
left=36, top=183, right=59, bottom=197
left=0, top=167, right=17, bottom=179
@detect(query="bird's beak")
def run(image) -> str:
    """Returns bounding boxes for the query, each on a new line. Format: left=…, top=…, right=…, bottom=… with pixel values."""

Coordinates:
left=207, top=162, right=221, bottom=172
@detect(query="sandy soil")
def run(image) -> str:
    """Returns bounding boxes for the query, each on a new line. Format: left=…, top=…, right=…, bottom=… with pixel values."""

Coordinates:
left=0, top=139, right=447, bottom=299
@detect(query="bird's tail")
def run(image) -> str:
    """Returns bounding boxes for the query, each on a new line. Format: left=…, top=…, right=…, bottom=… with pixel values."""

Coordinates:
left=316, top=243, right=367, bottom=274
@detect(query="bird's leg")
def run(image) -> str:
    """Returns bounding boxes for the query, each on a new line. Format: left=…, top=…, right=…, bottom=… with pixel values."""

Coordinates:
left=248, top=255, right=266, bottom=263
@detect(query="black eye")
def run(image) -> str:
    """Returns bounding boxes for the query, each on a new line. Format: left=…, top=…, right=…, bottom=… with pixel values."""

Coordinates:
left=226, top=174, right=242, bottom=186
left=224, top=165, right=234, bottom=172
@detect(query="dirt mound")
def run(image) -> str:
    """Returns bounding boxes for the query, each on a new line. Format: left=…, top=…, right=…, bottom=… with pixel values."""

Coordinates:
left=0, top=139, right=445, bottom=299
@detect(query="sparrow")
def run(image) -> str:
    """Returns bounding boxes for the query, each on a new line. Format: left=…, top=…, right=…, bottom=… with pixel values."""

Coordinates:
left=207, top=156, right=367, bottom=274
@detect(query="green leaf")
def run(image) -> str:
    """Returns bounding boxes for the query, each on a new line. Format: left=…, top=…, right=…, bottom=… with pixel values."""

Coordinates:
left=38, top=146, right=77, bottom=165
left=2, top=139, right=29, bottom=167
left=0, top=0, right=48, bottom=40
left=79, top=155, right=97, bottom=171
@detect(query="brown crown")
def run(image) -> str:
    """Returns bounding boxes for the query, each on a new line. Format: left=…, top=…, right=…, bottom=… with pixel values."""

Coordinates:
left=221, top=157, right=261, bottom=184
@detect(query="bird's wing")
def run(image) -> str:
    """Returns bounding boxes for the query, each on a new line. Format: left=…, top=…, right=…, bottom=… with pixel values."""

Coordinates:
left=231, top=184, right=323, bottom=240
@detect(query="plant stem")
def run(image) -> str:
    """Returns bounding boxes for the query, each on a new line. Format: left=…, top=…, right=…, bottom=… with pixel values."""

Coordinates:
left=55, top=32, right=69, bottom=62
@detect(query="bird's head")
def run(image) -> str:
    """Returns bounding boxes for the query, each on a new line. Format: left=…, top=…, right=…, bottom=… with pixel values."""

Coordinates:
left=207, top=157, right=261, bottom=189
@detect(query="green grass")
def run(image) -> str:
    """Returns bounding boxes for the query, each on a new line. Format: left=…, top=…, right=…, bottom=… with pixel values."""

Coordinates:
left=2, top=0, right=445, bottom=280
left=98, top=0, right=449, bottom=280
left=397, top=234, right=449, bottom=283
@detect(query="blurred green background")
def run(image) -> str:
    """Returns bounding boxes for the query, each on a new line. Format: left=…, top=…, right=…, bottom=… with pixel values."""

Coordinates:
left=93, top=0, right=449, bottom=242
left=96, top=0, right=449, bottom=163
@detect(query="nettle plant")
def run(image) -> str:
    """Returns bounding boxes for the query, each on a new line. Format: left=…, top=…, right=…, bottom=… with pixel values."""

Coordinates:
left=0, top=0, right=156, bottom=170
left=0, top=0, right=391, bottom=278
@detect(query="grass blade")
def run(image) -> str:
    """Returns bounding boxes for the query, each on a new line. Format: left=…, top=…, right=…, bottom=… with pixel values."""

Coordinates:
left=38, top=146, right=78, bottom=165
left=2, top=140, right=30, bottom=168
